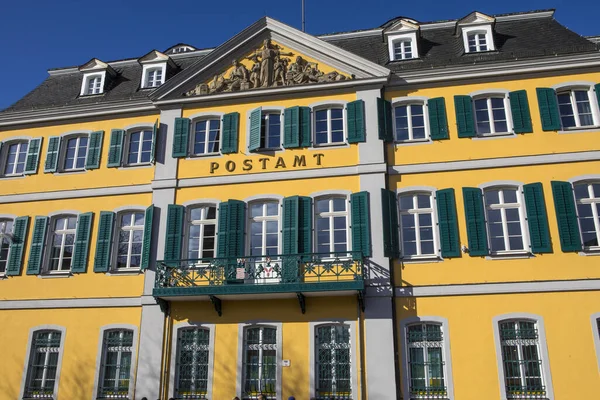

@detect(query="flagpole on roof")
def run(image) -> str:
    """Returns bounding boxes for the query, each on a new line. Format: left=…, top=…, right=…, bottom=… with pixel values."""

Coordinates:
left=302, top=0, right=306, bottom=32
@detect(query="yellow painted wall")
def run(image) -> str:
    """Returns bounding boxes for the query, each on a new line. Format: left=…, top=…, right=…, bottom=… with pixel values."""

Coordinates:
left=396, top=291, right=600, bottom=400
left=0, top=193, right=150, bottom=300
left=391, top=161, right=600, bottom=287
left=0, top=306, right=141, bottom=400
left=385, top=72, right=600, bottom=166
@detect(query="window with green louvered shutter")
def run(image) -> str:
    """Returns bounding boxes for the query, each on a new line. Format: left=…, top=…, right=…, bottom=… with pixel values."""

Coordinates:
left=151, top=120, right=158, bottom=163
left=381, top=189, right=400, bottom=258
left=24, top=138, right=42, bottom=175
left=248, top=108, right=262, bottom=152
left=164, top=205, right=184, bottom=262
left=94, top=212, right=114, bottom=273
left=298, top=196, right=312, bottom=254
left=351, top=191, right=371, bottom=257
left=462, top=187, right=488, bottom=256
left=536, top=88, right=561, bottom=131
left=551, top=181, right=582, bottom=252
left=6, top=216, right=29, bottom=276
left=173, top=118, right=190, bottom=158
left=299, top=106, right=312, bottom=147
left=283, top=107, right=301, bottom=148
left=72, top=212, right=93, bottom=273
left=85, top=130, right=104, bottom=169
left=221, top=112, right=240, bottom=154
left=454, top=96, right=475, bottom=138
left=217, top=202, right=229, bottom=258
left=44, top=136, right=61, bottom=172
left=347, top=100, right=366, bottom=143
left=595, top=84, right=600, bottom=113
left=509, top=90, right=533, bottom=133
left=107, top=129, right=124, bottom=167
left=27, top=216, right=48, bottom=275
left=428, top=97, right=449, bottom=140
left=141, top=205, right=154, bottom=270
left=226, top=200, right=246, bottom=257
left=523, top=183, right=552, bottom=253
left=377, top=98, right=393, bottom=142
left=282, top=196, right=299, bottom=254
left=436, top=188, right=461, bottom=258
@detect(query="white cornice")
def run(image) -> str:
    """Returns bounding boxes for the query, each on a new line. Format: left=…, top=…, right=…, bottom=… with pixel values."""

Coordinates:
left=318, top=29, right=382, bottom=40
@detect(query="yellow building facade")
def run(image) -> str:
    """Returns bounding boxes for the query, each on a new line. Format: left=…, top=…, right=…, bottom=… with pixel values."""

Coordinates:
left=1, top=8, right=599, bottom=400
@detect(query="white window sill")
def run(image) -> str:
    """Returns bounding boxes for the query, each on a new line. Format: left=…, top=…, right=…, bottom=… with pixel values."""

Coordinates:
left=79, top=92, right=105, bottom=98
left=311, top=142, right=348, bottom=149
left=246, top=147, right=285, bottom=156
left=39, top=271, right=73, bottom=279
left=578, top=249, right=600, bottom=256
left=399, top=255, right=442, bottom=264
left=485, top=251, right=533, bottom=260
left=0, top=174, right=26, bottom=180
left=558, top=126, right=600, bottom=134
left=472, top=132, right=516, bottom=141
left=186, top=153, right=222, bottom=160
left=54, top=169, right=87, bottom=176
left=394, top=138, right=432, bottom=147
left=0, top=274, right=6, bottom=280
left=106, top=269, right=143, bottom=276
left=118, top=163, right=153, bottom=170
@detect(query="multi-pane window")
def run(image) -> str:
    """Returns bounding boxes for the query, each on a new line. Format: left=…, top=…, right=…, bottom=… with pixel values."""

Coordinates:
left=193, top=119, right=220, bottom=155
left=393, top=40, right=413, bottom=60
left=0, top=219, right=13, bottom=275
left=260, top=113, right=282, bottom=149
left=3, top=141, right=28, bottom=176
left=249, top=202, right=279, bottom=257
left=484, top=188, right=526, bottom=253
left=315, top=324, right=352, bottom=400
left=145, top=68, right=163, bottom=88
left=97, top=329, right=134, bottom=399
left=406, top=323, right=447, bottom=398
left=116, top=212, right=145, bottom=269
left=573, top=182, right=600, bottom=249
left=23, top=330, right=62, bottom=399
left=394, top=104, right=426, bottom=142
left=468, top=32, right=488, bottom=52
left=499, top=320, right=546, bottom=399
left=399, top=193, right=436, bottom=258
left=127, top=130, right=153, bottom=165
left=243, top=326, right=277, bottom=399
left=315, top=197, right=348, bottom=254
left=63, top=136, right=88, bottom=171
left=188, top=206, right=217, bottom=259
left=474, top=97, right=509, bottom=135
left=175, top=328, right=211, bottom=399
left=557, top=89, right=596, bottom=129
left=48, top=216, right=77, bottom=272
left=87, top=76, right=102, bottom=95
left=315, top=107, right=344, bottom=146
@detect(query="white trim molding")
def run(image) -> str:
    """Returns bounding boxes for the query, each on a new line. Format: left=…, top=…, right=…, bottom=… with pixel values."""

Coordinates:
left=551, top=81, right=597, bottom=91
left=112, top=205, right=147, bottom=214
left=310, top=189, right=352, bottom=199
left=181, top=198, right=222, bottom=208
left=568, top=174, right=600, bottom=183
left=243, top=194, right=284, bottom=203
left=0, top=297, right=142, bottom=310
left=396, top=185, right=438, bottom=195
left=591, top=312, right=600, bottom=372
left=123, top=123, right=155, bottom=132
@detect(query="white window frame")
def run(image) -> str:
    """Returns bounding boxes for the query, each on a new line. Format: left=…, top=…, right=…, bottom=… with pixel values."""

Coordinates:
left=393, top=39, right=413, bottom=60
left=591, top=312, right=600, bottom=373
left=81, top=72, right=106, bottom=96
left=184, top=204, right=218, bottom=261
left=492, top=313, right=554, bottom=400
left=247, top=199, right=281, bottom=257
left=312, top=104, right=347, bottom=147
left=313, top=195, right=351, bottom=256
left=59, top=134, right=90, bottom=172
left=461, top=25, right=495, bottom=53
left=399, top=316, right=455, bottom=400
left=20, top=325, right=67, bottom=400
left=572, top=180, right=600, bottom=252
left=112, top=210, right=146, bottom=271
left=141, top=63, right=167, bottom=89
left=260, top=110, right=284, bottom=150
left=123, top=127, right=154, bottom=166
left=391, top=97, right=430, bottom=143
left=190, top=117, right=222, bottom=157
left=0, top=217, right=15, bottom=276
left=44, top=213, right=79, bottom=273
left=386, top=30, right=420, bottom=61
left=470, top=91, right=514, bottom=136
left=1, top=139, right=30, bottom=177
left=552, top=83, right=600, bottom=130
left=396, top=188, right=440, bottom=260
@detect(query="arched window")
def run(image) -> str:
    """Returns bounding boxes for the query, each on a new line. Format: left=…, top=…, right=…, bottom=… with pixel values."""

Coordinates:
left=2, top=140, right=28, bottom=176
left=174, top=327, right=211, bottom=399
left=187, top=205, right=217, bottom=259
left=115, top=211, right=145, bottom=269
left=556, top=87, right=598, bottom=129
left=192, top=118, right=221, bottom=156
left=23, top=329, right=64, bottom=399
left=398, top=192, right=436, bottom=258
left=0, top=219, right=13, bottom=275
left=394, top=101, right=427, bottom=142
left=315, top=196, right=349, bottom=255
left=473, top=94, right=510, bottom=135
left=97, top=329, right=134, bottom=398
left=314, top=106, right=345, bottom=146
left=125, top=129, right=153, bottom=165
left=242, top=325, right=278, bottom=399
left=248, top=201, right=280, bottom=257
left=573, top=181, right=600, bottom=249
left=62, top=135, right=89, bottom=171
left=483, top=187, right=527, bottom=253
left=48, top=215, right=78, bottom=272
left=314, top=324, right=352, bottom=399
left=405, top=322, right=447, bottom=398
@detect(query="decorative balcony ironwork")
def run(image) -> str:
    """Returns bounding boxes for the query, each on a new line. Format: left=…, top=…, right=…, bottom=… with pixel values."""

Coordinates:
left=153, top=252, right=364, bottom=298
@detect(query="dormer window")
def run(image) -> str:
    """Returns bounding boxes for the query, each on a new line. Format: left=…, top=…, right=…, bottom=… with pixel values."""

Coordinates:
left=138, top=50, right=174, bottom=89
left=393, top=40, right=413, bottom=60
left=79, top=58, right=115, bottom=96
left=145, top=67, right=164, bottom=88
left=457, top=12, right=496, bottom=54
left=86, top=75, right=103, bottom=95
left=385, top=18, right=420, bottom=61
left=468, top=32, right=488, bottom=52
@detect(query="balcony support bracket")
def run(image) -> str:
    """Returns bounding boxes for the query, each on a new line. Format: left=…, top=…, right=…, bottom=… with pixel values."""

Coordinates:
left=358, top=290, right=365, bottom=312
left=296, top=292, right=306, bottom=314
left=210, top=295, right=222, bottom=317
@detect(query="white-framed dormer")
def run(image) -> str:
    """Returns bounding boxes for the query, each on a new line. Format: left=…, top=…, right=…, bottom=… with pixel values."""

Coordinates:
left=457, top=12, right=496, bottom=54
left=385, top=18, right=420, bottom=61
left=79, top=58, right=115, bottom=96
left=138, top=50, right=176, bottom=89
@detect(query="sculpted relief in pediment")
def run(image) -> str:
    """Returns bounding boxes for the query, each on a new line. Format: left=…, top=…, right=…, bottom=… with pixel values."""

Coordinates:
left=185, top=39, right=352, bottom=96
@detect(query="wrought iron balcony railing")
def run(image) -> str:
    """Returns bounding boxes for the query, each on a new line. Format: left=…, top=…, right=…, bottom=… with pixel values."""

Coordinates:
left=153, top=252, right=364, bottom=298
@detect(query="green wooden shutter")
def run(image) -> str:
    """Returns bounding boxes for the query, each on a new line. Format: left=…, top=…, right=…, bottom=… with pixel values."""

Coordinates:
left=226, top=200, right=246, bottom=257
left=454, top=96, right=475, bottom=138
left=509, top=90, right=533, bottom=133
left=27, top=216, right=48, bottom=275
left=595, top=84, right=600, bottom=113
left=298, top=196, right=312, bottom=254
left=381, top=189, right=400, bottom=259
left=151, top=120, right=158, bottom=164
left=248, top=107, right=262, bottom=152
left=172, top=117, right=190, bottom=158
left=462, top=187, right=488, bottom=256
left=299, top=107, right=312, bottom=147
left=282, top=196, right=299, bottom=253
left=93, top=211, right=114, bottom=273
left=436, top=188, right=461, bottom=258
left=283, top=107, right=300, bottom=148
left=551, top=181, right=582, bottom=252
left=428, top=97, right=449, bottom=140
left=536, top=88, right=561, bottom=131
left=377, top=98, right=393, bottom=142
left=523, top=183, right=552, bottom=254
left=221, top=112, right=240, bottom=154
left=347, top=100, right=366, bottom=143
left=164, top=205, right=184, bottom=261
left=44, top=136, right=61, bottom=173
left=217, top=202, right=229, bottom=258
left=351, top=191, right=371, bottom=257
left=72, top=212, right=93, bottom=273
left=107, top=129, right=124, bottom=167
left=85, top=130, right=104, bottom=170
left=141, top=205, right=154, bottom=270
left=6, top=216, right=29, bottom=276
left=24, top=138, right=42, bottom=175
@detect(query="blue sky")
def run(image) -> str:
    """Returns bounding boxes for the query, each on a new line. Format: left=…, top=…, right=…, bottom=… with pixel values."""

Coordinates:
left=0, top=0, right=597, bottom=110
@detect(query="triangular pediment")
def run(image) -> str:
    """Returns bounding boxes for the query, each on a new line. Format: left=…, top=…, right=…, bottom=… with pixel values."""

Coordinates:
left=457, top=11, right=495, bottom=25
left=385, top=18, right=420, bottom=34
left=79, top=58, right=110, bottom=72
left=152, top=17, right=390, bottom=101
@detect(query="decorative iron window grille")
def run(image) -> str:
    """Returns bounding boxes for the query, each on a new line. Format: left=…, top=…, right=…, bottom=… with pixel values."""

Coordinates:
left=175, top=328, right=210, bottom=399
left=97, top=329, right=134, bottom=399
left=406, top=323, right=447, bottom=399
left=499, top=320, right=547, bottom=399
left=315, top=324, right=352, bottom=400
left=23, top=330, right=62, bottom=399
left=243, top=326, right=277, bottom=399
